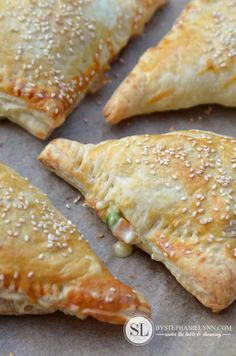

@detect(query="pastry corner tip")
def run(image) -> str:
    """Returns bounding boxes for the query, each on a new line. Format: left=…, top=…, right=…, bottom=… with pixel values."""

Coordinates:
left=103, top=101, right=123, bottom=125
left=104, top=70, right=146, bottom=124
left=37, top=139, right=61, bottom=167
left=38, top=140, right=52, bottom=159
left=103, top=91, right=133, bottom=124
left=38, top=137, right=87, bottom=177
left=94, top=294, right=151, bottom=325
left=75, top=276, right=151, bottom=325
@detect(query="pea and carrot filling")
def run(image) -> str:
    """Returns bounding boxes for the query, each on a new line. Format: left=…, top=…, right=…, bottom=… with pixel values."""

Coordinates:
left=105, top=207, right=138, bottom=245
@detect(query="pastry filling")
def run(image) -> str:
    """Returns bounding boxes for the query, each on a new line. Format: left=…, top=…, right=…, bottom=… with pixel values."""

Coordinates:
left=105, top=207, right=138, bottom=245
left=113, top=241, right=133, bottom=258
left=105, top=207, right=121, bottom=228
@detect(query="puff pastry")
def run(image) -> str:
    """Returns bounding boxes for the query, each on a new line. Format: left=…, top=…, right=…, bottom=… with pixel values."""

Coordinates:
left=104, top=0, right=236, bottom=124
left=0, top=0, right=166, bottom=139
left=0, top=162, right=150, bottom=324
left=39, top=130, right=236, bottom=312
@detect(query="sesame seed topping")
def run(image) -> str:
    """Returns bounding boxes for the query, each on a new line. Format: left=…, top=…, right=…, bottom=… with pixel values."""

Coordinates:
left=0, top=163, right=83, bottom=291
left=0, top=0, right=138, bottom=116
left=112, top=131, right=236, bottom=260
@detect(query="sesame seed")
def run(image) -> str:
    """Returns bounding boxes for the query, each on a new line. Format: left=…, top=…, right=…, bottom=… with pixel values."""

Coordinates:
left=24, top=235, right=30, bottom=242
left=13, top=272, right=19, bottom=279
left=27, top=272, right=34, bottom=278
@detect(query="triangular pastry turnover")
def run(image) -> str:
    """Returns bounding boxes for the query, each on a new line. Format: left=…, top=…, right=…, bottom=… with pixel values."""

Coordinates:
left=0, top=162, right=150, bottom=324
left=0, top=0, right=166, bottom=138
left=39, top=130, right=236, bottom=312
left=104, top=0, right=236, bottom=124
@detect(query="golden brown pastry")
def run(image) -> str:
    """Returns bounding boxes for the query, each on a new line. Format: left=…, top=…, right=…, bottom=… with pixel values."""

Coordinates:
left=0, top=162, right=150, bottom=324
left=0, top=0, right=166, bottom=139
left=39, top=130, right=236, bottom=312
left=104, top=0, right=236, bottom=124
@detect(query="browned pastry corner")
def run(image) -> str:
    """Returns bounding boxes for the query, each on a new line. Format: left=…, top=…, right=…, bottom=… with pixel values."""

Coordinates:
left=39, top=130, right=236, bottom=312
left=0, top=0, right=166, bottom=138
left=0, top=162, right=150, bottom=324
left=104, top=0, right=236, bottom=124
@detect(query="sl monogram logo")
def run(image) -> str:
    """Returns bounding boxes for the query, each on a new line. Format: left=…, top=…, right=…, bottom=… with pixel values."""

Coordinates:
left=123, top=316, right=154, bottom=346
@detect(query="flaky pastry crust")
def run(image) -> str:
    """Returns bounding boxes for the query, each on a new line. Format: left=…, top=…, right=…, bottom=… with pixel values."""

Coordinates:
left=39, top=130, right=236, bottom=312
left=0, top=162, right=150, bottom=324
left=104, top=0, right=236, bottom=123
left=0, top=0, right=166, bottom=138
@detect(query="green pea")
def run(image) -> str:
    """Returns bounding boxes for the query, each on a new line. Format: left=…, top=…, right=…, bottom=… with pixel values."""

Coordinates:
left=105, top=208, right=121, bottom=228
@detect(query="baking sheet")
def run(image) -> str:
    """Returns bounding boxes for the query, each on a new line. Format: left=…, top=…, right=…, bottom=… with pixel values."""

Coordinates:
left=0, top=1, right=235, bottom=355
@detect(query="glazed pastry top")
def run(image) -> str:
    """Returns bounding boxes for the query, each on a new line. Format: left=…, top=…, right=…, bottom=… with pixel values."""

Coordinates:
left=104, top=0, right=236, bottom=123
left=39, top=130, right=236, bottom=311
left=0, top=162, right=150, bottom=323
left=0, top=0, right=165, bottom=138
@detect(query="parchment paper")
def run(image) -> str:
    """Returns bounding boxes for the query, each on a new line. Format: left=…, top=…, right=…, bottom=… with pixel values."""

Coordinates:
left=0, top=1, right=235, bottom=355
